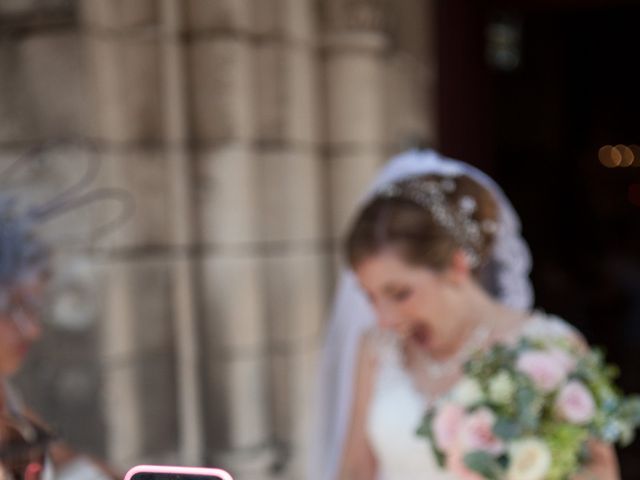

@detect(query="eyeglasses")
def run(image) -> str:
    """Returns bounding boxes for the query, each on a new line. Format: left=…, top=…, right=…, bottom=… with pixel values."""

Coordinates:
left=0, top=414, right=55, bottom=480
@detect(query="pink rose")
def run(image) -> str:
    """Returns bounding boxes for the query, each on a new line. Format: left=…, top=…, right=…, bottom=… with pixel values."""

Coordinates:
left=433, top=402, right=465, bottom=452
left=516, top=349, right=572, bottom=392
left=555, top=380, right=596, bottom=424
left=446, top=445, right=485, bottom=480
left=459, top=408, right=505, bottom=455
left=548, top=348, right=577, bottom=373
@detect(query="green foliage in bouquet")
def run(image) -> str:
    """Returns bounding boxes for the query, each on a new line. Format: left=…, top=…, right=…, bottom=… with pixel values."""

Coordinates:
left=541, top=423, right=587, bottom=480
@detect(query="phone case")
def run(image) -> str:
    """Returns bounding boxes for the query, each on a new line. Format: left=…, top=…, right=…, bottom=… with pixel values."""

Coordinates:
left=124, top=465, right=233, bottom=480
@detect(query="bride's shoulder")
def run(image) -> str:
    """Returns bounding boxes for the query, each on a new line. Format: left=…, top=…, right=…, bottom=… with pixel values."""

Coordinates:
left=520, top=309, right=587, bottom=348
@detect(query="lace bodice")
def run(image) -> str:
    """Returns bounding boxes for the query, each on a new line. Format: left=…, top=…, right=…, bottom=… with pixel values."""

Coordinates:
left=365, top=312, right=578, bottom=480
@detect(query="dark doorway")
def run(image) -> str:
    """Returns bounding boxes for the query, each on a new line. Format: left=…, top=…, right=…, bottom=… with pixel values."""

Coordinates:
left=437, top=1, right=640, bottom=476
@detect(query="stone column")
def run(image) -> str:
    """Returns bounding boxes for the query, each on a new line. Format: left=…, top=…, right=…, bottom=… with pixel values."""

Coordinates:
left=251, top=0, right=326, bottom=478
left=323, top=0, right=389, bottom=245
left=183, top=1, right=272, bottom=477
left=81, top=0, right=182, bottom=466
left=160, top=0, right=205, bottom=465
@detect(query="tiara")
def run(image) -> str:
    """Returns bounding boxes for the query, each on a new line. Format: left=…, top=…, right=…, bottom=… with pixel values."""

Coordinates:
left=375, top=177, right=498, bottom=267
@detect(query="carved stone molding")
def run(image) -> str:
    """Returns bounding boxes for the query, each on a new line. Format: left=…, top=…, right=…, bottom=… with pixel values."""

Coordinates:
left=0, top=0, right=76, bottom=23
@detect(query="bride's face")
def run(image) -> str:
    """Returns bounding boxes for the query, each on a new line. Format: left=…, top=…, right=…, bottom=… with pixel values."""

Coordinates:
left=355, top=249, right=467, bottom=355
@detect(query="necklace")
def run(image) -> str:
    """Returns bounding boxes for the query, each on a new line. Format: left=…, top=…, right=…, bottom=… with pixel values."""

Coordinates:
left=419, top=324, right=492, bottom=381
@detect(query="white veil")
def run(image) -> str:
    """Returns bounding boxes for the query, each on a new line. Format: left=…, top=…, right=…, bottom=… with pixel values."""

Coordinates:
left=308, top=149, right=534, bottom=480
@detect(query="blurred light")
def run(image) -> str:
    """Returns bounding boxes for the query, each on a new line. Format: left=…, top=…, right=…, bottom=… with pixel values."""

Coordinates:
left=616, top=144, right=634, bottom=167
left=630, top=145, right=640, bottom=167
left=628, top=184, right=640, bottom=207
left=599, top=145, right=621, bottom=168
left=486, top=15, right=522, bottom=72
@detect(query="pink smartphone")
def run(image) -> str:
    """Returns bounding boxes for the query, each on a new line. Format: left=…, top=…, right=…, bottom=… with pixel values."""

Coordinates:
left=124, top=465, right=233, bottom=480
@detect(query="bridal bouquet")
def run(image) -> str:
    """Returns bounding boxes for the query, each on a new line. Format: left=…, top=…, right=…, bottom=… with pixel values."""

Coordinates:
left=417, top=334, right=640, bottom=480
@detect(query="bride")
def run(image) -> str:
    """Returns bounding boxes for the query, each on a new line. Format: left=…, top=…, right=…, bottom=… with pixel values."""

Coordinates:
left=309, top=150, right=619, bottom=480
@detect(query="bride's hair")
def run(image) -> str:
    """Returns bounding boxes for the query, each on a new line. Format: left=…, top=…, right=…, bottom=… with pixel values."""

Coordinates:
left=346, top=174, right=499, bottom=274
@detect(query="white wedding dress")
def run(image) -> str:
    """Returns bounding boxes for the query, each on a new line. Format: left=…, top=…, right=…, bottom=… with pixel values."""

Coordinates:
left=365, top=312, right=577, bottom=480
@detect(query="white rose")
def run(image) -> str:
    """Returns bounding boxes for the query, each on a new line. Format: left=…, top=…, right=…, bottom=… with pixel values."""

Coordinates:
left=488, top=370, right=516, bottom=405
left=507, top=438, right=552, bottom=480
left=451, top=377, right=484, bottom=407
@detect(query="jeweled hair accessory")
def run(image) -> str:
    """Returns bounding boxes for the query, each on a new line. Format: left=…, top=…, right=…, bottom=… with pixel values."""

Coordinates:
left=375, top=177, right=498, bottom=267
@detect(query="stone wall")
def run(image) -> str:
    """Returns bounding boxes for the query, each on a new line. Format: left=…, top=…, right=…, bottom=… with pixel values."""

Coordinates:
left=1, top=1, right=437, bottom=478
